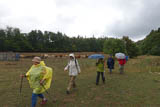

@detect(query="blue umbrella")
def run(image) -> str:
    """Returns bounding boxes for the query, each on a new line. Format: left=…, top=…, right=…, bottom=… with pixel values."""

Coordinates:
left=88, top=54, right=104, bottom=59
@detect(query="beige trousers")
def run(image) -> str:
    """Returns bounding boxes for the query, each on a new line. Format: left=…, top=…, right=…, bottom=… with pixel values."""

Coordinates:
left=67, top=76, right=76, bottom=91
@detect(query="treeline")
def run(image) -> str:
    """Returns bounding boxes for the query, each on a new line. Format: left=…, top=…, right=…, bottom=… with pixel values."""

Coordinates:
left=104, top=27, right=160, bottom=57
left=137, top=28, right=160, bottom=56
left=0, top=27, right=105, bottom=52
left=103, top=36, right=140, bottom=58
left=0, top=27, right=160, bottom=58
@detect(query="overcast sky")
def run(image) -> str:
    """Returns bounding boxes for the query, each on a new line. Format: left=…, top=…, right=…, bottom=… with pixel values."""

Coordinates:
left=0, top=0, right=160, bottom=41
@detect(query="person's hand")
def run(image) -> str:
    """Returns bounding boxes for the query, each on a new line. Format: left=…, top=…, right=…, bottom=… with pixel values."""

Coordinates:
left=40, top=79, right=45, bottom=85
left=64, top=68, right=68, bottom=71
left=20, top=74, right=25, bottom=78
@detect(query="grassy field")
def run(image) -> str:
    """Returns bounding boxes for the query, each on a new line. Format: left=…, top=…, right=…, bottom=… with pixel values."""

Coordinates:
left=1, top=55, right=160, bottom=107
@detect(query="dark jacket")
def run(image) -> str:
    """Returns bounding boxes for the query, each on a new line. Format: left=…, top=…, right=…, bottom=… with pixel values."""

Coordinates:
left=107, top=58, right=114, bottom=69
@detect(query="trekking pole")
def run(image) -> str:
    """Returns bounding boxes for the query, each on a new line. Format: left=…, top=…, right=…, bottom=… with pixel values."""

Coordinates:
left=20, top=76, right=24, bottom=93
left=41, top=84, right=56, bottom=103
left=41, top=84, right=49, bottom=94
left=17, top=74, right=24, bottom=107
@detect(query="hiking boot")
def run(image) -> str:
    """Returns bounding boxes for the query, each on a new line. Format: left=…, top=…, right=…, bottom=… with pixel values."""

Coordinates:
left=96, top=83, right=99, bottom=85
left=40, top=98, right=47, bottom=105
left=66, top=90, right=70, bottom=94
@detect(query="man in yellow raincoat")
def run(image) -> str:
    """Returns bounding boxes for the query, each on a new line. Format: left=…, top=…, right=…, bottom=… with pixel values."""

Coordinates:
left=21, top=57, right=52, bottom=107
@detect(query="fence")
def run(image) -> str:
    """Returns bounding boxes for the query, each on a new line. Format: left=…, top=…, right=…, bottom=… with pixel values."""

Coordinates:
left=0, top=52, right=20, bottom=61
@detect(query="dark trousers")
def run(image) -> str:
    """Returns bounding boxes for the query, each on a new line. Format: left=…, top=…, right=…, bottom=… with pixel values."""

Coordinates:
left=109, top=69, right=112, bottom=73
left=96, top=72, right=105, bottom=84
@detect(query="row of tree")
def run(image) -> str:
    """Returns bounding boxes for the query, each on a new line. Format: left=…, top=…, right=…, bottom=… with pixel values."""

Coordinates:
left=0, top=27, right=105, bottom=52
left=0, top=27, right=160, bottom=58
left=103, top=36, right=140, bottom=58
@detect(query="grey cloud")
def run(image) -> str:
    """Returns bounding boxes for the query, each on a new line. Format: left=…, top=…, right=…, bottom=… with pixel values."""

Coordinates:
left=105, top=0, right=160, bottom=40
left=1, top=0, right=160, bottom=41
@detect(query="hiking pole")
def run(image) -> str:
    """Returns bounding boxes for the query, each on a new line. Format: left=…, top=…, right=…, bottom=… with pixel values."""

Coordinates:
left=17, top=75, right=24, bottom=107
left=20, top=76, right=24, bottom=93
left=41, top=84, right=56, bottom=103
left=41, top=84, right=49, bottom=94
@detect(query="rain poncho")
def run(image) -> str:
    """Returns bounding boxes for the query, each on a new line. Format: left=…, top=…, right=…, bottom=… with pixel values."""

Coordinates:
left=64, top=54, right=81, bottom=76
left=26, top=61, right=52, bottom=94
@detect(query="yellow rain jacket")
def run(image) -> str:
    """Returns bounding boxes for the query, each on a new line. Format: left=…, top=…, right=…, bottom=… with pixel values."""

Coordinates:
left=97, top=62, right=104, bottom=72
left=26, top=61, right=53, bottom=94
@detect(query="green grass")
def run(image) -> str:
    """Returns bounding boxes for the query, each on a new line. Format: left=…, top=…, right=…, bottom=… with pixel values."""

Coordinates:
left=1, top=56, right=160, bottom=107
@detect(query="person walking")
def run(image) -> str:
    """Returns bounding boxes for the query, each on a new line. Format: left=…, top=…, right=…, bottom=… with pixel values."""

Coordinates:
left=21, top=57, right=53, bottom=107
left=107, top=54, right=115, bottom=74
left=64, top=53, right=81, bottom=94
left=96, top=58, right=105, bottom=85
left=117, top=58, right=126, bottom=74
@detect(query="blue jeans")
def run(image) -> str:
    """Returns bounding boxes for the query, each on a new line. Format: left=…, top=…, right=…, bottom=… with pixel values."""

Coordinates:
left=32, top=93, right=44, bottom=107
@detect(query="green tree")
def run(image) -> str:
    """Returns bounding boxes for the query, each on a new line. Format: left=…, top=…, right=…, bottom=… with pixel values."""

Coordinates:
left=0, top=29, right=6, bottom=51
left=1, top=26, right=136, bottom=53
left=26, top=30, right=45, bottom=51
left=139, top=28, right=160, bottom=55
left=103, top=38, right=125, bottom=55
left=122, top=36, right=140, bottom=58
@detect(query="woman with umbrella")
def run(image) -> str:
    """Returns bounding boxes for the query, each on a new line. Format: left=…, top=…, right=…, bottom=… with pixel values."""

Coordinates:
left=115, top=53, right=126, bottom=74
left=88, top=54, right=105, bottom=85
